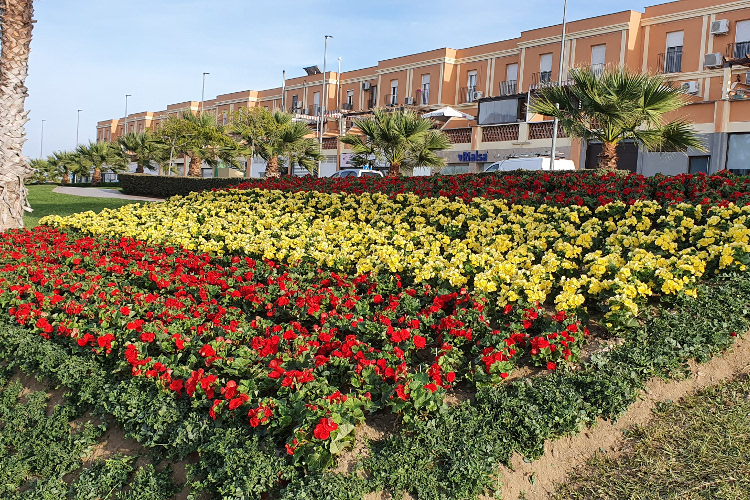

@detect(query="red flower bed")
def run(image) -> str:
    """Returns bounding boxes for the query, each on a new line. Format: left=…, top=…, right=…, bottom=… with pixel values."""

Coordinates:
left=231, top=171, right=750, bottom=207
left=0, top=227, right=586, bottom=463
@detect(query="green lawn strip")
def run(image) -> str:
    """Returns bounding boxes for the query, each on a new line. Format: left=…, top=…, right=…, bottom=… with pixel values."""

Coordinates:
left=554, top=376, right=750, bottom=500
left=0, top=273, right=748, bottom=499
left=24, top=185, right=143, bottom=228
left=0, top=367, right=180, bottom=499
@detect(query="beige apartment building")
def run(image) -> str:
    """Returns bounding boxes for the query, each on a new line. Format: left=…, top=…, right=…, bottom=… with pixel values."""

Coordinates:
left=97, top=0, right=750, bottom=177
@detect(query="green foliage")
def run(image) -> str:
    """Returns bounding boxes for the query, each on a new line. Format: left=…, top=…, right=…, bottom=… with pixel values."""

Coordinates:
left=118, top=173, right=245, bottom=198
left=255, top=110, right=323, bottom=177
left=117, top=130, right=168, bottom=174
left=75, top=141, right=128, bottom=182
left=278, top=472, right=368, bottom=500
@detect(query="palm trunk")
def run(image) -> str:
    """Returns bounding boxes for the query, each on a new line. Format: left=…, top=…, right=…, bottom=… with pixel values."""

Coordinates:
left=388, top=162, right=401, bottom=177
left=266, top=156, right=280, bottom=178
left=597, top=142, right=619, bottom=171
left=244, top=143, right=254, bottom=178
left=60, top=172, right=69, bottom=185
left=188, top=156, right=202, bottom=177
left=135, top=164, right=144, bottom=174
left=0, top=0, right=35, bottom=230
left=91, top=168, right=102, bottom=185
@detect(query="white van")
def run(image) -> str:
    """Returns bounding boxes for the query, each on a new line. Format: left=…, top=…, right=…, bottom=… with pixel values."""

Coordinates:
left=484, top=157, right=576, bottom=172
left=329, top=169, right=384, bottom=178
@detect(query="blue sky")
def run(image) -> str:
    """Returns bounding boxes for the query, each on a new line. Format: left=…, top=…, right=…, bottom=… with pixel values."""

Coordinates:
left=24, top=0, right=647, bottom=158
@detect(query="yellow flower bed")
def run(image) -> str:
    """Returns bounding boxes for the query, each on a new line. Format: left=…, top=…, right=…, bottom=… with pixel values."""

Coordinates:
left=41, top=189, right=750, bottom=327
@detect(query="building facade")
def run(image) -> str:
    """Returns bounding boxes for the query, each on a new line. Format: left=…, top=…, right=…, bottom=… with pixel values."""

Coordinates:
left=97, top=0, right=750, bottom=177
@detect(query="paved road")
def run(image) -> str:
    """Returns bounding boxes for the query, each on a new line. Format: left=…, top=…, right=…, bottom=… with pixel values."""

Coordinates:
left=53, top=186, right=164, bottom=202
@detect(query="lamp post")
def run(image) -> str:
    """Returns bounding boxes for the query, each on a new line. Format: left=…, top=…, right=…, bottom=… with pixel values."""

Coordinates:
left=318, top=35, right=333, bottom=178
left=40, top=120, right=46, bottom=158
left=550, top=0, right=568, bottom=170
left=124, top=94, right=131, bottom=136
left=76, top=110, right=82, bottom=146
left=336, top=57, right=342, bottom=112
left=201, top=72, right=210, bottom=114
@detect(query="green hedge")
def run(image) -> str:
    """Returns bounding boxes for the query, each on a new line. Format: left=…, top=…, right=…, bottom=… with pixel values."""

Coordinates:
left=119, top=174, right=247, bottom=198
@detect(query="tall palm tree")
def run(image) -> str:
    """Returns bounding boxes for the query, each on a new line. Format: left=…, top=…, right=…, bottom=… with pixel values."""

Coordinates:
left=341, top=109, right=450, bottom=177
left=46, top=150, right=84, bottom=184
left=117, top=130, right=166, bottom=174
left=530, top=67, right=706, bottom=170
left=0, top=0, right=35, bottom=230
left=173, top=110, right=241, bottom=177
left=76, top=141, right=126, bottom=186
left=230, top=107, right=278, bottom=177
left=257, top=111, right=322, bottom=177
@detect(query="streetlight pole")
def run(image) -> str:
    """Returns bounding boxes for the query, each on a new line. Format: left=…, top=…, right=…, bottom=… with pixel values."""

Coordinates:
left=550, top=0, right=568, bottom=170
left=282, top=70, right=286, bottom=111
left=319, top=35, right=333, bottom=178
left=201, top=72, right=210, bottom=114
left=124, top=94, right=131, bottom=136
left=336, top=57, right=342, bottom=112
left=76, top=110, right=82, bottom=146
left=40, top=120, right=46, bottom=158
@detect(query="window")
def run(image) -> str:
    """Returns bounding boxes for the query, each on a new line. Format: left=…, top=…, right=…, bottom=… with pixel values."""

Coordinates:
left=539, top=54, right=553, bottom=83
left=292, top=95, right=299, bottom=110
left=689, top=156, right=710, bottom=174
left=390, top=80, right=398, bottom=105
left=735, top=20, right=750, bottom=58
left=591, top=45, right=606, bottom=74
left=727, top=133, right=750, bottom=175
left=478, top=96, right=526, bottom=125
left=466, top=70, right=478, bottom=102
left=664, top=31, right=683, bottom=73
left=222, top=111, right=227, bottom=125
left=313, top=92, right=321, bottom=115
left=346, top=90, right=354, bottom=105
left=421, top=74, right=430, bottom=104
left=501, top=64, right=518, bottom=95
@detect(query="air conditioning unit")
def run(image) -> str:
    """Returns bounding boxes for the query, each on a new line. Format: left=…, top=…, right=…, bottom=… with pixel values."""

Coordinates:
left=704, top=53, right=724, bottom=68
left=710, top=19, right=730, bottom=35
left=680, top=81, right=700, bottom=94
left=292, top=101, right=302, bottom=109
left=472, top=91, right=483, bottom=101
left=404, top=96, right=415, bottom=105
left=301, top=108, right=309, bottom=115
left=362, top=82, right=371, bottom=90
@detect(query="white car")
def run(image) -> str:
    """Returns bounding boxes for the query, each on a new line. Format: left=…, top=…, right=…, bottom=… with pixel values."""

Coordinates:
left=329, top=169, right=384, bottom=178
left=484, top=157, right=576, bottom=172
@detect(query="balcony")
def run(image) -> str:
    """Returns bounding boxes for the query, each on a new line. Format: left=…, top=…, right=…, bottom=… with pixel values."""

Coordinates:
left=322, top=137, right=338, bottom=150
left=461, top=86, right=481, bottom=103
left=528, top=121, right=567, bottom=140
left=482, top=124, right=520, bottom=142
left=657, top=49, right=682, bottom=74
left=727, top=41, right=750, bottom=61
left=341, top=102, right=354, bottom=111
left=384, top=93, right=399, bottom=107
left=498, top=80, right=518, bottom=96
left=417, top=90, right=430, bottom=105
left=444, top=127, right=472, bottom=144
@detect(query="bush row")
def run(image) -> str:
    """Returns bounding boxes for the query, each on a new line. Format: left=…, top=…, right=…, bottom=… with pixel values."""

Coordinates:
left=1, top=273, right=747, bottom=499
left=119, top=174, right=246, bottom=198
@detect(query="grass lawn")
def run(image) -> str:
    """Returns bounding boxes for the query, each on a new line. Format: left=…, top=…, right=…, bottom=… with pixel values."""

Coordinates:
left=555, top=376, right=750, bottom=499
left=24, top=185, right=144, bottom=228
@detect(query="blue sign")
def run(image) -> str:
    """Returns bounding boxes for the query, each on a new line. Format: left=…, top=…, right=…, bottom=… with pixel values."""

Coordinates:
left=457, top=151, right=488, bottom=162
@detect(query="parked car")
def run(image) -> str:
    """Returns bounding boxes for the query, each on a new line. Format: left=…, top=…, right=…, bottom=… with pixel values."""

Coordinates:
left=484, top=157, right=576, bottom=172
left=329, top=169, right=384, bottom=178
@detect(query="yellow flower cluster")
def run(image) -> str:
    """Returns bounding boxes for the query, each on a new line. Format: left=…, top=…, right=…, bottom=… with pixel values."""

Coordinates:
left=41, top=189, right=750, bottom=326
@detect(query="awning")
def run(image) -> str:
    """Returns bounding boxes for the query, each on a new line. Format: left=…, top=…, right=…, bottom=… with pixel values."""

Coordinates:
left=422, top=107, right=476, bottom=121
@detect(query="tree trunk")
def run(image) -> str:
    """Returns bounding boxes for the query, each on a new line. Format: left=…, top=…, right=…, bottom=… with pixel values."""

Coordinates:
left=135, top=163, right=144, bottom=174
left=60, top=172, right=69, bottom=185
left=597, top=142, right=619, bottom=171
left=188, top=156, right=202, bottom=177
left=244, top=144, right=254, bottom=178
left=91, top=168, right=102, bottom=185
left=388, top=162, right=401, bottom=178
left=0, top=0, right=35, bottom=230
left=266, top=156, right=280, bottom=178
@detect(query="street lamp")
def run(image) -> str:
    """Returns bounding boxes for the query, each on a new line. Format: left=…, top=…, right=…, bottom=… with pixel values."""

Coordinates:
left=125, top=94, right=131, bottom=135
left=40, top=120, right=46, bottom=158
left=550, top=0, right=568, bottom=170
left=318, top=35, right=333, bottom=178
left=76, top=109, right=82, bottom=146
left=201, top=72, right=210, bottom=114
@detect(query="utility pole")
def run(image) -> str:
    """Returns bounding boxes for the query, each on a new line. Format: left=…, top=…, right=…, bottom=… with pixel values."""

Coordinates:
left=318, top=35, right=333, bottom=178
left=550, top=0, right=568, bottom=170
left=201, top=72, right=210, bottom=114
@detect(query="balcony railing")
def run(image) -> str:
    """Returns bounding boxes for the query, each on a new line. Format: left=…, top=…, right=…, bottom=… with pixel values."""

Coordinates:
left=727, top=41, right=750, bottom=60
left=657, top=48, right=683, bottom=74
left=444, top=127, right=472, bottom=144
left=384, top=93, right=398, bottom=106
left=532, top=71, right=553, bottom=87
left=417, top=90, right=430, bottom=105
left=341, top=102, right=354, bottom=111
left=498, top=80, right=518, bottom=96
left=482, top=124, right=520, bottom=142
left=322, top=137, right=338, bottom=150
left=528, top=121, right=567, bottom=140
left=461, top=86, right=480, bottom=103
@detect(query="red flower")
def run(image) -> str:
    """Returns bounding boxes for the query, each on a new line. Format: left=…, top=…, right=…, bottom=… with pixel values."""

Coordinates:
left=313, top=417, right=338, bottom=440
left=169, top=379, right=184, bottom=394
left=547, top=361, right=557, bottom=371
left=198, top=344, right=216, bottom=357
left=120, top=306, right=130, bottom=315
left=228, top=394, right=249, bottom=410
left=413, top=335, right=427, bottom=349
left=424, top=382, right=438, bottom=393
left=446, top=372, right=456, bottom=383
left=140, top=332, right=155, bottom=343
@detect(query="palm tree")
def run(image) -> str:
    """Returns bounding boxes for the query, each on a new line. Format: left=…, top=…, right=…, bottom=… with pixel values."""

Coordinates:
left=46, top=151, right=84, bottom=184
left=230, top=107, right=278, bottom=177
left=257, top=111, right=322, bottom=178
left=76, top=141, right=126, bottom=186
left=27, top=158, right=56, bottom=184
left=0, top=0, right=35, bottom=230
left=172, top=111, right=242, bottom=177
left=341, top=109, right=450, bottom=177
left=529, top=67, right=706, bottom=170
left=117, top=130, right=166, bottom=174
